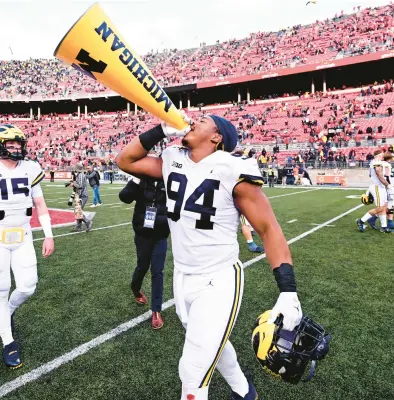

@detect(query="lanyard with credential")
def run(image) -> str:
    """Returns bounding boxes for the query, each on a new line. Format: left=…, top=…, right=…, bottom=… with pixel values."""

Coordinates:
left=143, top=181, right=158, bottom=229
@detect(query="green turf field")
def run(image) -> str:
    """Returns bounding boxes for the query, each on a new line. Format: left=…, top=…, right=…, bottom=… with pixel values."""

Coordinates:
left=0, top=183, right=393, bottom=400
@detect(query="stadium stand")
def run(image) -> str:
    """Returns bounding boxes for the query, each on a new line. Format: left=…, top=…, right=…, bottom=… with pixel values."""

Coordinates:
left=1, top=4, right=394, bottom=174
left=1, top=3, right=394, bottom=99
left=1, top=83, right=393, bottom=170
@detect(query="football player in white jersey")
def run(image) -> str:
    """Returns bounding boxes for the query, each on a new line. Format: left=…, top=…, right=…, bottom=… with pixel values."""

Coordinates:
left=382, top=152, right=394, bottom=231
left=0, top=125, right=54, bottom=369
left=116, top=115, right=302, bottom=400
left=357, top=150, right=390, bottom=233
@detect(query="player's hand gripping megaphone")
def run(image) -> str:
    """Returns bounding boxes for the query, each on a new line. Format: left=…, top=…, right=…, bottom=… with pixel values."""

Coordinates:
left=54, top=3, right=188, bottom=130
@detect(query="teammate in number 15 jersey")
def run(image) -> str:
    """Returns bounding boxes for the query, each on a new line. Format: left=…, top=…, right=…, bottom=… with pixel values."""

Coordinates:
left=116, top=115, right=302, bottom=400
left=0, top=125, right=54, bottom=370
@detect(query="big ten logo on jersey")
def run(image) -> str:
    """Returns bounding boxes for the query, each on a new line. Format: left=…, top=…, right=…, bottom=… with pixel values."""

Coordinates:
left=166, top=172, right=220, bottom=230
left=0, top=178, right=29, bottom=200
left=171, top=161, right=183, bottom=169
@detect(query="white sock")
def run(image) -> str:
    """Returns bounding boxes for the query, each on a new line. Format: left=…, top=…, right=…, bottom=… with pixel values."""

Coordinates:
left=0, top=290, right=13, bottom=347
left=247, top=240, right=253, bottom=244
left=361, top=212, right=373, bottom=223
left=379, top=215, right=387, bottom=228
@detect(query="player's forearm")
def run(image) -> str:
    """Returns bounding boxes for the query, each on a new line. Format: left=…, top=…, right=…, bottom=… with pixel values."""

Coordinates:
left=254, top=217, right=297, bottom=294
left=116, top=126, right=165, bottom=178
left=116, top=125, right=165, bottom=167
left=33, top=197, right=53, bottom=238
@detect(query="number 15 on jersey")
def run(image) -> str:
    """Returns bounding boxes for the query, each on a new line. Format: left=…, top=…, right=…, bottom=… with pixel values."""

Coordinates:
left=0, top=178, right=30, bottom=200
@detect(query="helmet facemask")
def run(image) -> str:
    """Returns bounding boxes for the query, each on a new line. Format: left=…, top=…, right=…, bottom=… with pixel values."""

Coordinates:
left=252, top=312, right=331, bottom=384
left=0, top=137, right=27, bottom=161
left=0, top=125, right=28, bottom=161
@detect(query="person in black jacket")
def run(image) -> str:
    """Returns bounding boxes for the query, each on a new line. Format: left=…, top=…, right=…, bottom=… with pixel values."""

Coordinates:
left=119, top=175, right=169, bottom=330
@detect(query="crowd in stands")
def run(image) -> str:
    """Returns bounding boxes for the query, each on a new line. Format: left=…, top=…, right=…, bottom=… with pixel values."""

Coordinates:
left=1, top=82, right=393, bottom=171
left=2, top=3, right=394, bottom=100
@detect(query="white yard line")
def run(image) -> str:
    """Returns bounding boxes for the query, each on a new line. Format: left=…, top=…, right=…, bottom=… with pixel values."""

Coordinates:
left=100, top=202, right=124, bottom=207
left=241, top=204, right=363, bottom=266
left=0, top=203, right=364, bottom=397
left=287, top=219, right=298, bottom=224
left=311, top=223, right=336, bottom=227
left=267, top=188, right=320, bottom=199
left=272, top=186, right=367, bottom=191
left=32, top=222, right=132, bottom=242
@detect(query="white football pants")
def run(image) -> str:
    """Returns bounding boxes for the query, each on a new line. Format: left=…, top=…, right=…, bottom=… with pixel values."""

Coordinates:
left=174, top=262, right=248, bottom=400
left=0, top=229, right=38, bottom=346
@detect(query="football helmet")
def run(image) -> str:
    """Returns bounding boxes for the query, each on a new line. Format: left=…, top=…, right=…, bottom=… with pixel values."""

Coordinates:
left=361, top=192, right=374, bottom=205
left=252, top=310, right=331, bottom=384
left=0, top=124, right=27, bottom=160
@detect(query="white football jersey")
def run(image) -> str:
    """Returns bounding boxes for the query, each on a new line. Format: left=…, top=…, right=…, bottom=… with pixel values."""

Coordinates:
left=162, top=147, right=263, bottom=274
left=369, top=160, right=386, bottom=188
left=0, top=160, right=45, bottom=227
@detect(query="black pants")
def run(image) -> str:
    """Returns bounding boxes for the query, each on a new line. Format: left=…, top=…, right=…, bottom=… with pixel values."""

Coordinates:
left=131, top=234, right=167, bottom=312
left=268, top=177, right=275, bottom=187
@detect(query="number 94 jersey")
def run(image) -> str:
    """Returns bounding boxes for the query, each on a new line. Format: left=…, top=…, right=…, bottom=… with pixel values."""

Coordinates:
left=0, top=160, right=45, bottom=212
left=162, top=146, right=263, bottom=274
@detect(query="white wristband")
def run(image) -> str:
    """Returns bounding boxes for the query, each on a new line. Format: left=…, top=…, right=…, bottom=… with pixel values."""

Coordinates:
left=38, top=214, right=53, bottom=238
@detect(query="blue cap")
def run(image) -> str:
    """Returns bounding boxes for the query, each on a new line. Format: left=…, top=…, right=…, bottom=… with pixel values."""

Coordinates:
left=209, top=115, right=238, bottom=152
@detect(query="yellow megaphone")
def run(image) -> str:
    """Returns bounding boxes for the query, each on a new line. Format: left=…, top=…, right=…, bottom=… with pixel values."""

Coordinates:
left=54, top=3, right=187, bottom=130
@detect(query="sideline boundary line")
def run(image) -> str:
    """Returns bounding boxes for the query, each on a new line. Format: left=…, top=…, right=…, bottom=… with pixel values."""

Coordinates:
left=0, top=204, right=363, bottom=397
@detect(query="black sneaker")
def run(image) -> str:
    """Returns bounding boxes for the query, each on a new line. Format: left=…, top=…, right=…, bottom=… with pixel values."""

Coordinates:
left=3, top=341, right=22, bottom=369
